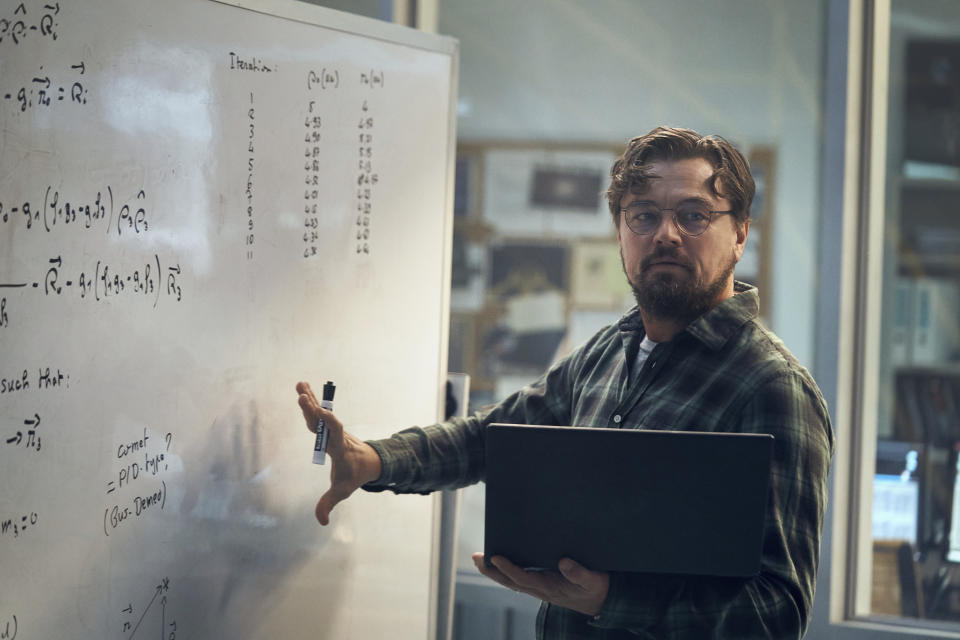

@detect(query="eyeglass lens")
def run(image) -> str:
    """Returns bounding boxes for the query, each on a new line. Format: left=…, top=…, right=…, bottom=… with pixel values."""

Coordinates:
left=623, top=203, right=712, bottom=236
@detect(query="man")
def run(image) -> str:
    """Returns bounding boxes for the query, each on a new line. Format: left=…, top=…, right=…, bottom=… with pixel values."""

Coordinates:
left=296, top=126, right=834, bottom=639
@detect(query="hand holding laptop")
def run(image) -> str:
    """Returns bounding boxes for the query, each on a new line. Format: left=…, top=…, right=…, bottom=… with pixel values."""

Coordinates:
left=472, top=552, right=610, bottom=616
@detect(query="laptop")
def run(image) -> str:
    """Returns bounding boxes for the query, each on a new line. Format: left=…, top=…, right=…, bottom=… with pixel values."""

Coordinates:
left=483, top=424, right=774, bottom=577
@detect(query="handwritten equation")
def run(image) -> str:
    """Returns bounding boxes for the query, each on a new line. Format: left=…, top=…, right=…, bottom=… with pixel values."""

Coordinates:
left=0, top=1, right=59, bottom=46
left=306, top=68, right=339, bottom=91
left=359, top=69, right=384, bottom=89
left=104, top=428, right=173, bottom=537
left=0, top=186, right=148, bottom=236
left=0, top=254, right=183, bottom=322
left=2, top=61, right=87, bottom=112
left=4, top=413, right=41, bottom=453
left=106, top=429, right=172, bottom=495
left=1, top=511, right=38, bottom=541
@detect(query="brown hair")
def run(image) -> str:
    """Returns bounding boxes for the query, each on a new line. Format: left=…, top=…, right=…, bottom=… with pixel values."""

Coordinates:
left=606, top=126, right=755, bottom=229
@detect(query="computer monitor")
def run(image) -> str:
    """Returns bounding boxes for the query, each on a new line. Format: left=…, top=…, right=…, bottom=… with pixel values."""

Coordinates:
left=873, top=440, right=924, bottom=544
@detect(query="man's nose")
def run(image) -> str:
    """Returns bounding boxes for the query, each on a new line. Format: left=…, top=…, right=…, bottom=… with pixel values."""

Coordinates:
left=651, top=214, right=682, bottom=245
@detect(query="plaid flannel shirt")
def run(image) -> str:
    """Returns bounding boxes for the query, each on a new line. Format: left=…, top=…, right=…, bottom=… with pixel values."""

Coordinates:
left=365, top=282, right=834, bottom=639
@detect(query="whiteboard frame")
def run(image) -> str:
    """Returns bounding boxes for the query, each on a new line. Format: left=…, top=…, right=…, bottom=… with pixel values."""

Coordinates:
left=214, top=0, right=459, bottom=55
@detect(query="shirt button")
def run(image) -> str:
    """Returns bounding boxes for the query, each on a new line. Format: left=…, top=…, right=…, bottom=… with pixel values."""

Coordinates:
left=613, top=415, right=622, bottom=424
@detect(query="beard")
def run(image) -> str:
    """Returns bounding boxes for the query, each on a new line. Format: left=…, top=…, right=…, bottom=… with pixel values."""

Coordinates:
left=622, top=246, right=736, bottom=323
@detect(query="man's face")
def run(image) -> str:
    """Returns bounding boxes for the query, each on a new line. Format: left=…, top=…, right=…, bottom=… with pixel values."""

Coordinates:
left=617, top=157, right=748, bottom=322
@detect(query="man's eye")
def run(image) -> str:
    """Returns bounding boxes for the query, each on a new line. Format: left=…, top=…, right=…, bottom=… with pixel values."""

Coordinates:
left=628, top=205, right=659, bottom=217
left=678, top=209, right=708, bottom=223
left=631, top=211, right=658, bottom=223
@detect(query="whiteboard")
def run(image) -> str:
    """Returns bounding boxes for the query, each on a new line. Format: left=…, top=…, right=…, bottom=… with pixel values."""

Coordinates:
left=0, top=1, right=457, bottom=638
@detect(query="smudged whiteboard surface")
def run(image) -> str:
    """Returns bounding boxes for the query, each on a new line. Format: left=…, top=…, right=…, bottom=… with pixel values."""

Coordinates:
left=0, top=0, right=457, bottom=637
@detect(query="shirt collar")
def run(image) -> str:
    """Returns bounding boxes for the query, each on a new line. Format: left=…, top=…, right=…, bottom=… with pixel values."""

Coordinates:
left=618, top=281, right=760, bottom=351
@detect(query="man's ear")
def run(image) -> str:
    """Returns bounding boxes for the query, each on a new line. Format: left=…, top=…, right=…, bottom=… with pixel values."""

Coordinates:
left=734, top=218, right=750, bottom=261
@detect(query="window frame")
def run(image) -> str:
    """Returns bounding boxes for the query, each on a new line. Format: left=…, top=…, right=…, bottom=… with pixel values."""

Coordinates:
left=812, top=0, right=960, bottom=636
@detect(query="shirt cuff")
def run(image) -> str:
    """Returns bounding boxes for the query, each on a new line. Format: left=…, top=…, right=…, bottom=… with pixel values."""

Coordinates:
left=588, top=572, right=680, bottom=631
left=360, top=437, right=431, bottom=495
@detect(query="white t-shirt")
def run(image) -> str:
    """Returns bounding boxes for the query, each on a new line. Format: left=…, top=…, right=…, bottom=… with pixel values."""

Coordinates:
left=635, top=335, right=659, bottom=371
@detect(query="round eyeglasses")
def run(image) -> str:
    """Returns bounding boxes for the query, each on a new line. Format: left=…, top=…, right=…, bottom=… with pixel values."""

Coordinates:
left=621, top=201, right=734, bottom=237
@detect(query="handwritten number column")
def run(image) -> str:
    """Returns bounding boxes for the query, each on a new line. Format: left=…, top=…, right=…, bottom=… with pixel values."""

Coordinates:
left=303, top=104, right=321, bottom=258
left=303, top=67, right=337, bottom=259
left=247, top=92, right=255, bottom=261
left=356, top=69, right=382, bottom=256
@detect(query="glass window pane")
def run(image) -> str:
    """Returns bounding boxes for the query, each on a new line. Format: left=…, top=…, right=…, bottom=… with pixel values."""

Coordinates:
left=871, top=0, right=960, bottom=624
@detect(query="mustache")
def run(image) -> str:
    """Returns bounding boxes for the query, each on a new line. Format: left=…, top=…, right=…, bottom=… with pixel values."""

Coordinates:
left=640, top=247, right=691, bottom=271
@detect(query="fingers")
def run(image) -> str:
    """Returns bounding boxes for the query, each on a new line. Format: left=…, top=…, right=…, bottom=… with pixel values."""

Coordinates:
left=316, top=407, right=344, bottom=451
left=490, top=556, right=543, bottom=591
left=472, top=553, right=524, bottom=592
left=471, top=553, right=610, bottom=615
left=295, top=380, right=314, bottom=397
left=296, top=380, right=319, bottom=408
left=315, top=493, right=335, bottom=526
left=473, top=553, right=547, bottom=596
left=557, top=557, right=594, bottom=589
left=297, top=381, right=321, bottom=433
left=315, top=479, right=356, bottom=526
left=296, top=381, right=343, bottom=440
left=557, top=557, right=611, bottom=616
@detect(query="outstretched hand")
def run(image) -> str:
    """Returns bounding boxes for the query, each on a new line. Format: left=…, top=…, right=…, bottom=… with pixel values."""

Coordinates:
left=472, top=553, right=610, bottom=616
left=297, top=381, right=382, bottom=525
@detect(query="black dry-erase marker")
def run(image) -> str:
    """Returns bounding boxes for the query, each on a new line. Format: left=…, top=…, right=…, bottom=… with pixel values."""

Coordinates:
left=312, top=381, right=336, bottom=465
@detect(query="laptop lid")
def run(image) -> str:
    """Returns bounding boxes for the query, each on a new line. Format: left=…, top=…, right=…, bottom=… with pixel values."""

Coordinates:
left=483, top=424, right=774, bottom=577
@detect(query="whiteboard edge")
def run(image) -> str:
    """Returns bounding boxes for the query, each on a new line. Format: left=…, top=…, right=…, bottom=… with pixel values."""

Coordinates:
left=211, top=0, right=459, bottom=55
left=427, top=33, right=460, bottom=640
